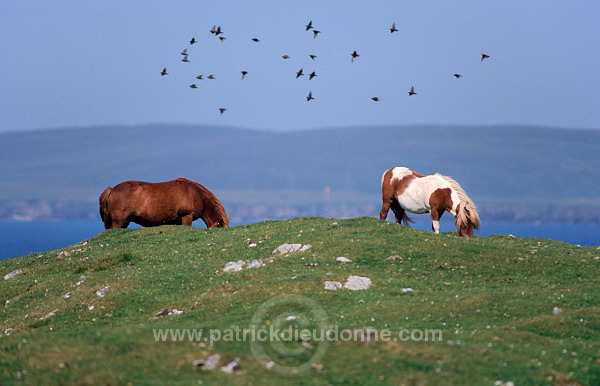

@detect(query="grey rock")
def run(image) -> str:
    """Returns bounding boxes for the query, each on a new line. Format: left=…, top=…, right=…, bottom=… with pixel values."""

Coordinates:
left=193, top=353, right=221, bottom=370
left=343, top=275, right=373, bottom=290
left=192, top=359, right=203, bottom=367
left=272, top=243, right=312, bottom=255
left=4, top=269, right=24, bottom=281
left=223, top=261, right=245, bottom=272
left=220, top=358, right=241, bottom=374
left=247, top=259, right=264, bottom=268
left=553, top=307, right=562, bottom=315
left=95, top=286, right=110, bottom=297
left=76, top=275, right=86, bottom=285
left=324, top=281, right=343, bottom=291
left=41, top=309, right=58, bottom=320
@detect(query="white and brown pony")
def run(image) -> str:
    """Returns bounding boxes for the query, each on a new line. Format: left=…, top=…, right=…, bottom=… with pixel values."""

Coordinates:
left=380, top=167, right=480, bottom=237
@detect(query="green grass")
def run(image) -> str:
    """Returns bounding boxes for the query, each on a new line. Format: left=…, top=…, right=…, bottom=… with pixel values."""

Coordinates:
left=1, top=217, right=598, bottom=385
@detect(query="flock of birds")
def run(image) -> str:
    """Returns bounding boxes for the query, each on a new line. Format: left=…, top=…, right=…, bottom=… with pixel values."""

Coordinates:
left=160, top=21, right=490, bottom=115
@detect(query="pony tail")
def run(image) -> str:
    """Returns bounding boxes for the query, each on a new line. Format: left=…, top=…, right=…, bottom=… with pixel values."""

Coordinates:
left=99, top=187, right=113, bottom=229
left=401, top=212, right=414, bottom=226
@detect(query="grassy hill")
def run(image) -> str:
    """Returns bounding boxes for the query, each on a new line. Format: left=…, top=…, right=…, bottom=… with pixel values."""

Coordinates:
left=1, top=217, right=598, bottom=384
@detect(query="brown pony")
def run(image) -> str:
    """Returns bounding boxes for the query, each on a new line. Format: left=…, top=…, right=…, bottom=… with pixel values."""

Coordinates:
left=99, top=177, right=230, bottom=229
left=380, top=167, right=480, bottom=237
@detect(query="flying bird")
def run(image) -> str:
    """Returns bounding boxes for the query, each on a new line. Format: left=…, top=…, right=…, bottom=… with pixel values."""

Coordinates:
left=282, top=55, right=291, bottom=60
left=306, top=91, right=314, bottom=101
left=241, top=71, right=248, bottom=79
left=190, top=37, right=196, bottom=44
left=306, top=20, right=313, bottom=30
left=210, top=25, right=222, bottom=35
left=309, top=54, right=317, bottom=60
left=309, top=71, right=317, bottom=80
left=453, top=73, right=462, bottom=78
left=196, top=75, right=203, bottom=80
left=219, top=36, right=226, bottom=42
left=181, top=55, right=190, bottom=62
left=251, top=38, right=260, bottom=42
left=481, top=53, right=490, bottom=61
left=296, top=68, right=304, bottom=78
left=371, top=97, right=380, bottom=102
left=207, top=75, right=215, bottom=79
left=180, top=48, right=188, bottom=55
left=160, top=68, right=168, bottom=76
left=313, top=30, right=321, bottom=38
left=351, top=50, right=360, bottom=62
left=408, top=86, right=416, bottom=96
left=219, top=108, right=227, bottom=115
left=189, top=84, right=198, bottom=88
left=390, top=23, right=398, bottom=33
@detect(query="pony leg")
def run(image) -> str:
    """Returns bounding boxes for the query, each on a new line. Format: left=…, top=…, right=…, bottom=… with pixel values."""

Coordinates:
left=109, top=212, right=131, bottom=228
left=381, top=198, right=407, bottom=225
left=380, top=198, right=393, bottom=220
left=110, top=220, right=130, bottom=229
left=430, top=206, right=445, bottom=234
left=101, top=216, right=112, bottom=230
left=429, top=188, right=454, bottom=234
left=181, top=214, right=194, bottom=226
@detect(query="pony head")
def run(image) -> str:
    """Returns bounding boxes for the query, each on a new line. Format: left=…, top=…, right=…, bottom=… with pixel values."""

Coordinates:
left=455, top=201, right=480, bottom=238
left=200, top=191, right=230, bottom=228
left=205, top=214, right=230, bottom=228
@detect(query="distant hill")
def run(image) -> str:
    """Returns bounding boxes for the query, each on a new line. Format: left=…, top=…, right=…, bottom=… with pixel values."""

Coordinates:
left=1, top=124, right=598, bottom=223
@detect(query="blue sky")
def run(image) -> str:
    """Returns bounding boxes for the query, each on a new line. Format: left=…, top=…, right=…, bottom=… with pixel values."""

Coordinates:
left=2, top=0, right=599, bottom=133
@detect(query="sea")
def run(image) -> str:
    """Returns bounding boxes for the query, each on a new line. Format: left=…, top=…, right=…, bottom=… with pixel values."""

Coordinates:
left=0, top=220, right=598, bottom=261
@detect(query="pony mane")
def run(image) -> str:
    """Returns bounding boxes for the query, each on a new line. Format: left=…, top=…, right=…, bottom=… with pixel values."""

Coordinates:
left=180, top=177, right=230, bottom=227
left=437, top=174, right=481, bottom=229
